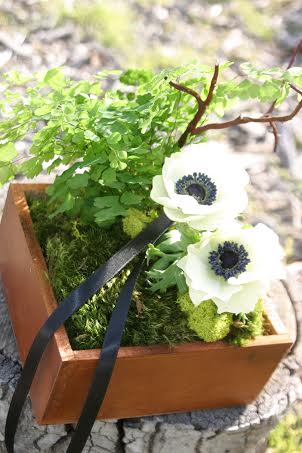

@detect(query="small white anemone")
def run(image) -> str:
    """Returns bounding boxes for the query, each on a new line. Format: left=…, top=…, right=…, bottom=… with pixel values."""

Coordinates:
left=151, top=142, right=249, bottom=231
left=177, top=223, right=285, bottom=314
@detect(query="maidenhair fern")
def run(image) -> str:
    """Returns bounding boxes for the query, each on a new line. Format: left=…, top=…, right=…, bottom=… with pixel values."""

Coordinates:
left=1, top=62, right=302, bottom=226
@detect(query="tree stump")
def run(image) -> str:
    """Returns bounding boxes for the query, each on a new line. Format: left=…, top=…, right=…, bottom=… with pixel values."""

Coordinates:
left=0, top=273, right=301, bottom=453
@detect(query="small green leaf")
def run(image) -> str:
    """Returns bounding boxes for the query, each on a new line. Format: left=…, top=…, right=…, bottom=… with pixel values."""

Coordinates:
left=43, top=68, right=65, bottom=89
left=275, top=84, right=290, bottom=107
left=0, top=163, right=15, bottom=186
left=100, top=168, right=116, bottom=184
left=175, top=270, right=188, bottom=294
left=94, top=196, right=126, bottom=224
left=117, top=150, right=127, bottom=160
left=259, top=81, right=281, bottom=101
left=107, top=132, right=121, bottom=144
left=117, top=161, right=127, bottom=170
left=84, top=130, right=100, bottom=142
left=50, top=192, right=75, bottom=217
left=34, top=105, right=52, bottom=116
left=72, top=132, right=85, bottom=144
left=120, top=191, right=143, bottom=205
left=0, top=143, right=18, bottom=162
left=94, top=195, right=119, bottom=209
left=67, top=173, right=90, bottom=189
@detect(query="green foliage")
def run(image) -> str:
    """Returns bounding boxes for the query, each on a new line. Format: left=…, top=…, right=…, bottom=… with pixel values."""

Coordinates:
left=120, top=69, right=153, bottom=86
left=1, top=62, right=301, bottom=226
left=146, top=224, right=200, bottom=294
left=268, top=405, right=302, bottom=453
left=227, top=300, right=264, bottom=346
left=178, top=294, right=233, bottom=342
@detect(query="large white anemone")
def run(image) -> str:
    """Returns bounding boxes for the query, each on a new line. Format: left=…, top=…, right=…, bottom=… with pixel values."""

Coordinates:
left=150, top=142, right=249, bottom=231
left=177, top=223, right=285, bottom=314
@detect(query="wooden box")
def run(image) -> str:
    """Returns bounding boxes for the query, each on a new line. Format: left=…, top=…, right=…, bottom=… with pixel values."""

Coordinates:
left=0, top=184, right=293, bottom=424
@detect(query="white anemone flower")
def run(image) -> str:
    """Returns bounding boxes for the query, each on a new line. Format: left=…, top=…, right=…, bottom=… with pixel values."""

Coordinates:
left=150, top=142, right=249, bottom=231
left=177, top=223, right=285, bottom=314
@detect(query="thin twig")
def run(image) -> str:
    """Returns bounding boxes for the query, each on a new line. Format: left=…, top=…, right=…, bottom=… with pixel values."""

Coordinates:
left=170, top=64, right=219, bottom=147
left=290, top=83, right=302, bottom=96
left=193, top=99, right=302, bottom=135
left=168, top=81, right=202, bottom=104
left=265, top=99, right=277, bottom=116
left=169, top=80, right=203, bottom=148
left=286, top=38, right=302, bottom=70
left=201, top=64, right=219, bottom=115
left=269, top=121, right=278, bottom=153
left=263, top=38, right=302, bottom=151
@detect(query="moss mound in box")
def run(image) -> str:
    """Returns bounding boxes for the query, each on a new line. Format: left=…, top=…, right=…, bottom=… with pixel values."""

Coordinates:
left=28, top=193, right=264, bottom=351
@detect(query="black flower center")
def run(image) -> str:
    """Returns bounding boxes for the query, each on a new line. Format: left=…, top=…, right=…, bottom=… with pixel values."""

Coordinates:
left=220, top=250, right=239, bottom=269
left=187, top=183, right=206, bottom=200
left=175, top=172, right=217, bottom=205
left=208, top=241, right=250, bottom=280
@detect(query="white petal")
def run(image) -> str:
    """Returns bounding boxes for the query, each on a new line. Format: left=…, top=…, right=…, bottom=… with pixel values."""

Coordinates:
left=213, top=281, right=264, bottom=314
left=178, top=244, right=241, bottom=301
left=150, top=175, right=178, bottom=209
left=188, top=287, right=210, bottom=306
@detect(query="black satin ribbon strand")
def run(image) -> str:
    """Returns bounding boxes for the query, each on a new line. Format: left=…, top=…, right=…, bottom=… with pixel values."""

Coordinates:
left=66, top=258, right=144, bottom=453
left=5, top=214, right=172, bottom=453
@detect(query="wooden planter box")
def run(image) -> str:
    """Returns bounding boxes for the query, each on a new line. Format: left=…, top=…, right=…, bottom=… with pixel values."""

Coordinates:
left=0, top=184, right=293, bottom=425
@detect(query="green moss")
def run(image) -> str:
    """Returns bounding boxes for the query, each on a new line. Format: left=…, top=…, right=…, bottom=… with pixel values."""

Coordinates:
left=178, top=294, right=233, bottom=342
left=227, top=300, right=264, bottom=346
left=122, top=208, right=157, bottom=239
left=268, top=405, right=302, bottom=453
left=27, top=192, right=265, bottom=350
left=28, top=192, right=200, bottom=350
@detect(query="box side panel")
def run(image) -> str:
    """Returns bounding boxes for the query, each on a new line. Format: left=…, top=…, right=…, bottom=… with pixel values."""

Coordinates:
left=0, top=186, right=64, bottom=422
left=43, top=339, right=291, bottom=424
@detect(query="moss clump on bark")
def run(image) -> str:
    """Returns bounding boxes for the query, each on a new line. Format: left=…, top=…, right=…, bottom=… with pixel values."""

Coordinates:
left=27, top=192, right=264, bottom=350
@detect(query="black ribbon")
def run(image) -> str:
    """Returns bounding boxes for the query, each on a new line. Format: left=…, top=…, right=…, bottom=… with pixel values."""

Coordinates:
left=5, top=214, right=172, bottom=453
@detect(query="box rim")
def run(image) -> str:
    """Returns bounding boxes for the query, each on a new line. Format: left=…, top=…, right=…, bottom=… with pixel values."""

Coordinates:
left=9, top=183, right=293, bottom=363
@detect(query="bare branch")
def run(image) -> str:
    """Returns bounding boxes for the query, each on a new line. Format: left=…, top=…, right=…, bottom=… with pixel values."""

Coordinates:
left=287, top=38, right=302, bottom=70
left=170, top=43, right=302, bottom=150
left=290, top=83, right=302, bottom=96
left=192, top=99, right=302, bottom=135
left=269, top=121, right=279, bottom=153
left=265, top=100, right=277, bottom=116
left=202, top=64, right=220, bottom=115
left=170, top=64, right=219, bottom=147
left=169, top=81, right=203, bottom=104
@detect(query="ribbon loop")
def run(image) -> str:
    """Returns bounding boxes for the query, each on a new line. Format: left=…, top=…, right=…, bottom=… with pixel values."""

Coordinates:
left=5, top=214, right=172, bottom=453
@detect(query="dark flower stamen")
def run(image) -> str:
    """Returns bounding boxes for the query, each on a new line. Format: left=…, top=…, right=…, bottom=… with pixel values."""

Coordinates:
left=175, top=172, right=217, bottom=205
left=208, top=241, right=250, bottom=280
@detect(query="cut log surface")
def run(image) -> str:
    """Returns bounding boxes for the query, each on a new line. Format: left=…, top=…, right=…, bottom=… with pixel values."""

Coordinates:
left=0, top=276, right=302, bottom=453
